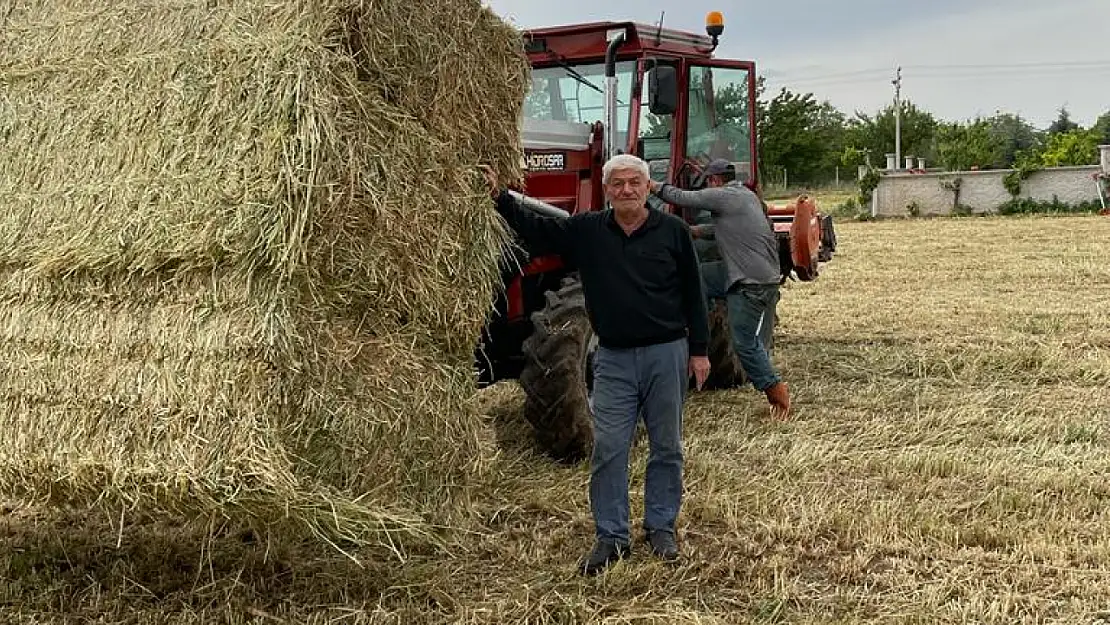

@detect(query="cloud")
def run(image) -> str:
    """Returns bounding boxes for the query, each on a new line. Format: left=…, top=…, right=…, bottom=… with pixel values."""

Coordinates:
left=756, top=0, right=1108, bottom=127
left=484, top=0, right=1109, bottom=128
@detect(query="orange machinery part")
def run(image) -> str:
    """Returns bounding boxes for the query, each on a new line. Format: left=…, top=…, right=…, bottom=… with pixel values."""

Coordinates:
left=767, top=196, right=822, bottom=281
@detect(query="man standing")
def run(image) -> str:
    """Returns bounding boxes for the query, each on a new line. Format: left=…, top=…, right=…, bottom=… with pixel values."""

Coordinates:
left=649, top=159, right=791, bottom=419
left=481, top=155, right=710, bottom=576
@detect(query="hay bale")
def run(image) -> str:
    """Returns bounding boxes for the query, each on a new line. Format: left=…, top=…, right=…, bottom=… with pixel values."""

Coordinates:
left=0, top=0, right=529, bottom=548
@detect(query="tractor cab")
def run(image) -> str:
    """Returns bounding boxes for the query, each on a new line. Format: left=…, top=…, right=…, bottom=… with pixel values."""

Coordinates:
left=519, top=14, right=758, bottom=224
left=517, top=13, right=832, bottom=283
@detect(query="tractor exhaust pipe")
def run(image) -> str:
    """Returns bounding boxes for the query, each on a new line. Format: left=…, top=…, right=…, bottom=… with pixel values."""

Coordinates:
left=603, top=30, right=626, bottom=162
left=507, top=190, right=570, bottom=220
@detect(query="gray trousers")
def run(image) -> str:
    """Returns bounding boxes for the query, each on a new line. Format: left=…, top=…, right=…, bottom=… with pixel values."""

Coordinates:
left=589, top=338, right=688, bottom=544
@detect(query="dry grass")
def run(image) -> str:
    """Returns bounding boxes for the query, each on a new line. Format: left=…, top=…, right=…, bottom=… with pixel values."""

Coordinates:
left=765, top=187, right=856, bottom=210
left=3, top=213, right=1110, bottom=623
left=0, top=0, right=528, bottom=548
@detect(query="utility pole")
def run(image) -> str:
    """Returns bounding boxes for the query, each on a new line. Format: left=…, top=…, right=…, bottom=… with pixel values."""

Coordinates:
left=893, top=66, right=902, bottom=171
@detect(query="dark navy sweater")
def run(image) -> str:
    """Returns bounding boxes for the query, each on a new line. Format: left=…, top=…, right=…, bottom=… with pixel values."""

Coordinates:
left=495, top=190, right=709, bottom=357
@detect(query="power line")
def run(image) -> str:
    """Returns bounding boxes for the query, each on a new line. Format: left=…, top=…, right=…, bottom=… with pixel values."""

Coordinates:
left=763, top=67, right=891, bottom=82
left=910, top=60, right=1110, bottom=71
left=912, top=67, right=1110, bottom=80
left=765, top=65, right=1110, bottom=89
left=764, top=59, right=1110, bottom=83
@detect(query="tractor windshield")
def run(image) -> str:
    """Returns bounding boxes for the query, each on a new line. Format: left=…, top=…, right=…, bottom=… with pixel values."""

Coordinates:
left=524, top=61, right=637, bottom=148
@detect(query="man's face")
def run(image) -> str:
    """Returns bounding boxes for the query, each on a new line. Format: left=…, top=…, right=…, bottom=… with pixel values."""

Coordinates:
left=604, top=168, right=649, bottom=212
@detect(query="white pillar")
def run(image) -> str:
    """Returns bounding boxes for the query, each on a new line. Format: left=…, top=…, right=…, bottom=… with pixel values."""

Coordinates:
left=1100, top=145, right=1110, bottom=173
left=886, top=153, right=897, bottom=171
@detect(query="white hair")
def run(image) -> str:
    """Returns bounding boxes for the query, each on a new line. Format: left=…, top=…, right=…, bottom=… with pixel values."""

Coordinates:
left=602, top=154, right=650, bottom=184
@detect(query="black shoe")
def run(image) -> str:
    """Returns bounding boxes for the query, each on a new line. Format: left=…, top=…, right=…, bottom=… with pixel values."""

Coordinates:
left=579, top=539, right=630, bottom=576
left=645, top=530, right=679, bottom=561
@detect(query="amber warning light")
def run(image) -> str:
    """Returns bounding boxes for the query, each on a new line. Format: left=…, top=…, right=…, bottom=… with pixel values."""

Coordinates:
left=706, top=11, right=725, bottom=38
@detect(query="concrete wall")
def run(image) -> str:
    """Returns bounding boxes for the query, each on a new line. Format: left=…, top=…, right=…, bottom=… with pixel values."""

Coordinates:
left=873, top=165, right=1103, bottom=217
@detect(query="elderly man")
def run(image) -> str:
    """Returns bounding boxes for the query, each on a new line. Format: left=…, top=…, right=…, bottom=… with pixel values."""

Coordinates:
left=649, top=159, right=791, bottom=419
left=481, top=154, right=710, bottom=575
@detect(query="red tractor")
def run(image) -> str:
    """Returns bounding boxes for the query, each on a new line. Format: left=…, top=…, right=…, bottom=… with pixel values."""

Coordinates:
left=477, top=12, right=836, bottom=460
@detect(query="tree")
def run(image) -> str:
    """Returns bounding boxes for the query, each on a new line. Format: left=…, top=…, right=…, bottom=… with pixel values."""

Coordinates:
left=843, top=101, right=938, bottom=168
left=984, top=112, right=1040, bottom=168
left=838, top=146, right=870, bottom=171
left=1036, top=129, right=1101, bottom=167
left=1093, top=111, right=1110, bottom=146
left=936, top=119, right=1002, bottom=171
left=1048, top=107, right=1080, bottom=135
left=756, top=87, right=846, bottom=185
left=810, top=99, right=850, bottom=180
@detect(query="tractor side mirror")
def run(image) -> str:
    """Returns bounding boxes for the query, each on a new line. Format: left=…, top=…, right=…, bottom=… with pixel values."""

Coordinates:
left=648, top=65, right=677, bottom=116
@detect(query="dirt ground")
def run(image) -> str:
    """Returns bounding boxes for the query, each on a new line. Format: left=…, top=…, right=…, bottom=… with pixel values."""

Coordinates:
left=3, top=214, right=1110, bottom=624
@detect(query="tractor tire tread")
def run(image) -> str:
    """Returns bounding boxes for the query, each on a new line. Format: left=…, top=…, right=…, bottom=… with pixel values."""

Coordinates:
left=704, top=299, right=747, bottom=390
left=519, top=276, right=594, bottom=461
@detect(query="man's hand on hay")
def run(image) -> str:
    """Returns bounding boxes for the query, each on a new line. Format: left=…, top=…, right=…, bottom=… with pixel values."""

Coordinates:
left=479, top=165, right=501, bottom=199
left=689, top=355, right=710, bottom=391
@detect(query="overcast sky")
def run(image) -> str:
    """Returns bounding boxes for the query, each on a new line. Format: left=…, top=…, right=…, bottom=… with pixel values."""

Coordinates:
left=485, top=0, right=1109, bottom=129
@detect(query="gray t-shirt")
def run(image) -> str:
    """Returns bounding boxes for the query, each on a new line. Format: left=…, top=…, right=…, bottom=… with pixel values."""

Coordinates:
left=656, top=182, right=781, bottom=287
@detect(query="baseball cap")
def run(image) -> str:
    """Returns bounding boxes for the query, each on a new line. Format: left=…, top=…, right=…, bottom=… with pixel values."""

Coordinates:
left=703, top=159, right=734, bottom=176
left=694, top=159, right=735, bottom=187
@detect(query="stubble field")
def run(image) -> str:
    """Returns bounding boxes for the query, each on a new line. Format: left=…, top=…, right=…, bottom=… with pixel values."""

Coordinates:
left=3, top=214, right=1109, bottom=624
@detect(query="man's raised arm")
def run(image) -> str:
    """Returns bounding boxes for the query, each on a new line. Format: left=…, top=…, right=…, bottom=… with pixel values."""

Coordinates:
left=650, top=180, right=732, bottom=215
left=493, top=189, right=574, bottom=257
left=482, top=166, right=574, bottom=259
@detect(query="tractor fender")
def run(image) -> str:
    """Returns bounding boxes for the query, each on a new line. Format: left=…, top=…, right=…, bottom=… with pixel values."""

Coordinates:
left=789, top=195, right=822, bottom=281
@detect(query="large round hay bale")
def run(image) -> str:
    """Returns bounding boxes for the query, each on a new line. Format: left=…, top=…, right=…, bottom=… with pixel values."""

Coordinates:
left=0, top=0, right=529, bottom=550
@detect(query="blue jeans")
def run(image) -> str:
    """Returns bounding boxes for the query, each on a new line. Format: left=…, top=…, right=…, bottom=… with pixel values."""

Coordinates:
left=701, top=261, right=781, bottom=391
left=589, top=338, right=688, bottom=544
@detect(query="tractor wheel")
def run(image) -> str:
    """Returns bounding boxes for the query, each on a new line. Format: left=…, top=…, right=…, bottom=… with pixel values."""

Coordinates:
left=703, top=299, right=747, bottom=390
left=818, top=214, right=837, bottom=262
left=519, top=276, right=596, bottom=462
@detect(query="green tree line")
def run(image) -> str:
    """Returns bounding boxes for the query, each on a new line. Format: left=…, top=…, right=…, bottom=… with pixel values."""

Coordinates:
left=753, top=77, right=1109, bottom=187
